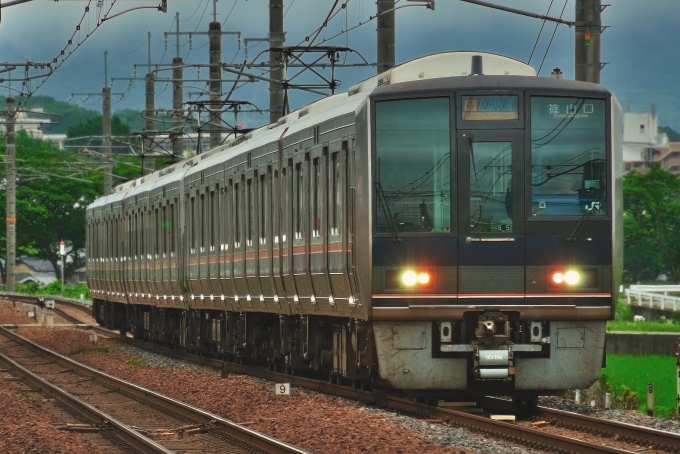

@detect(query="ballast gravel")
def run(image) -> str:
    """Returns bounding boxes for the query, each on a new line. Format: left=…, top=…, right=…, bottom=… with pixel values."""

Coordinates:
left=4, top=318, right=679, bottom=453
left=15, top=326, right=548, bottom=453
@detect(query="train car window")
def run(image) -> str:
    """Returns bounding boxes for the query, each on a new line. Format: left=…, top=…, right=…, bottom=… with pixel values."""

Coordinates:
left=162, top=205, right=167, bottom=256
left=282, top=164, right=290, bottom=243
left=530, top=97, right=607, bottom=217
left=260, top=173, right=267, bottom=243
left=235, top=181, right=241, bottom=247
left=295, top=162, right=304, bottom=238
left=273, top=170, right=279, bottom=243
left=220, top=186, right=229, bottom=250
left=200, top=193, right=206, bottom=252
left=313, top=157, right=321, bottom=237
left=375, top=98, right=451, bottom=233
left=190, top=196, right=196, bottom=253
left=171, top=201, right=176, bottom=257
left=155, top=208, right=160, bottom=258
left=330, top=152, right=339, bottom=235
left=469, top=141, right=513, bottom=233
left=210, top=189, right=217, bottom=252
left=140, top=211, right=145, bottom=259
left=247, top=178, right=253, bottom=246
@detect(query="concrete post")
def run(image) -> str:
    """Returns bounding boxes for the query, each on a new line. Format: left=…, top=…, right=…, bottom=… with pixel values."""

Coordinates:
left=172, top=57, right=184, bottom=158
left=269, top=0, right=285, bottom=123
left=575, top=0, right=601, bottom=83
left=144, top=73, right=156, bottom=175
left=5, top=96, right=16, bottom=292
left=209, top=21, right=222, bottom=149
left=377, top=0, right=395, bottom=74
left=102, top=87, right=112, bottom=195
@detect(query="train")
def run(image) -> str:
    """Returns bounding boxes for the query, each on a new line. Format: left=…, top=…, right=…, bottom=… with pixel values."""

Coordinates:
left=86, top=51, right=623, bottom=403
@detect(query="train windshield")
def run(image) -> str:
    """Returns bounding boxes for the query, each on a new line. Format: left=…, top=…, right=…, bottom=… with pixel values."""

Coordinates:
left=530, top=97, right=607, bottom=217
left=375, top=98, right=451, bottom=233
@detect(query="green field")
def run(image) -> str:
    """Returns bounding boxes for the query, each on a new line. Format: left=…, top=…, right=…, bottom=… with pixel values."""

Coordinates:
left=601, top=355, right=678, bottom=418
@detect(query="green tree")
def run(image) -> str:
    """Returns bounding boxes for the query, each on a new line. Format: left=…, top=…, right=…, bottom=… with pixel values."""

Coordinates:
left=67, top=114, right=131, bottom=141
left=0, top=95, right=100, bottom=135
left=0, top=131, right=101, bottom=282
left=659, top=126, right=680, bottom=142
left=623, top=164, right=680, bottom=282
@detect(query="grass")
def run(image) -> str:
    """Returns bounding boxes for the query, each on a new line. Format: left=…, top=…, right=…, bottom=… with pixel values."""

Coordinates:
left=606, top=320, right=680, bottom=332
left=606, top=296, right=680, bottom=332
left=69, top=346, right=109, bottom=356
left=124, top=356, right=147, bottom=367
left=601, top=354, right=678, bottom=418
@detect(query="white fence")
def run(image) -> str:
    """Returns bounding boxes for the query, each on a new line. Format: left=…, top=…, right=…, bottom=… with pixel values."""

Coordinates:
left=625, top=285, right=680, bottom=312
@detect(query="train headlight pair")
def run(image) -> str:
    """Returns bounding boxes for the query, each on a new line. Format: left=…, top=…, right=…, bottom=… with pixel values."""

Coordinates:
left=552, top=270, right=580, bottom=286
left=402, top=271, right=430, bottom=287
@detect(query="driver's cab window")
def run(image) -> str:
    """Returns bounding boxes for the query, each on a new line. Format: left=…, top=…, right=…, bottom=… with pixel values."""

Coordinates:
left=530, top=97, right=607, bottom=217
left=374, top=98, right=451, bottom=233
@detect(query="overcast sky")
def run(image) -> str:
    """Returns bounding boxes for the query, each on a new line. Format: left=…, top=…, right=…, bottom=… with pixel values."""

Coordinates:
left=1, top=0, right=679, bottom=130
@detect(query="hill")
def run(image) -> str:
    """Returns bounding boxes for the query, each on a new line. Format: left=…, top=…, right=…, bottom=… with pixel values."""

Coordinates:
left=0, top=95, right=144, bottom=134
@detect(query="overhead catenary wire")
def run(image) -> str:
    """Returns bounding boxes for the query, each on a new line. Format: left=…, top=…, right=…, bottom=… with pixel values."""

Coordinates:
left=527, top=0, right=554, bottom=65
left=537, top=0, right=569, bottom=76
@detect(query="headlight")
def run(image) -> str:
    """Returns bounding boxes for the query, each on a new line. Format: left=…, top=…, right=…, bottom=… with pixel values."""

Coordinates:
left=564, top=270, right=580, bottom=285
left=402, top=271, right=417, bottom=286
left=551, top=270, right=580, bottom=286
left=417, top=272, right=430, bottom=285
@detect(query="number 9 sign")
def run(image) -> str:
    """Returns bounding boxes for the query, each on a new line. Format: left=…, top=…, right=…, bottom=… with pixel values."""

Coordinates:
left=275, top=383, right=291, bottom=395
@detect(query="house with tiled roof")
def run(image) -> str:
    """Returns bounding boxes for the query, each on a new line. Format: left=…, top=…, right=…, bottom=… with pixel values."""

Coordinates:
left=15, top=256, right=58, bottom=286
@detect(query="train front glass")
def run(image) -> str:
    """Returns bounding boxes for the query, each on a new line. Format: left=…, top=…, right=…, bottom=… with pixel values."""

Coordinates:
left=373, top=92, right=609, bottom=297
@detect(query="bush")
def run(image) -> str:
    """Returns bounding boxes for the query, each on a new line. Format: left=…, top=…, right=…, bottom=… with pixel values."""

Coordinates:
left=14, top=280, right=90, bottom=300
left=615, top=297, right=633, bottom=321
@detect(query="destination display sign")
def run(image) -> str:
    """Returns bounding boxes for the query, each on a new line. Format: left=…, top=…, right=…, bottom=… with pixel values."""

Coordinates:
left=462, top=95, right=518, bottom=121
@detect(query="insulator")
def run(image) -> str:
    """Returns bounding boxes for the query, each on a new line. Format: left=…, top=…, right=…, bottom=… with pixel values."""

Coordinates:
left=133, top=69, right=137, bottom=77
left=164, top=37, right=168, bottom=51
left=189, top=34, right=193, bottom=50
left=197, top=68, right=201, bottom=78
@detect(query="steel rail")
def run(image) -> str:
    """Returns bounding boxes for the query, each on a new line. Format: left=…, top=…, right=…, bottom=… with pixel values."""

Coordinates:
left=482, top=396, right=680, bottom=452
left=119, top=337, right=632, bottom=453
left=5, top=294, right=677, bottom=452
left=0, top=326, right=310, bottom=454
left=0, top=351, right=173, bottom=454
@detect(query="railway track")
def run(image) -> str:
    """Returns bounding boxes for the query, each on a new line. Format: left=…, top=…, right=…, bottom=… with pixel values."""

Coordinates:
left=0, top=322, right=309, bottom=454
left=4, top=294, right=680, bottom=453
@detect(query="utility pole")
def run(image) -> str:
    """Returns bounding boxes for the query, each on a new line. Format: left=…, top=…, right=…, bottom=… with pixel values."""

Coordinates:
left=269, top=0, right=285, bottom=123
left=377, top=0, right=395, bottom=74
left=103, top=86, right=112, bottom=195
left=163, top=12, right=185, bottom=158
left=172, top=57, right=184, bottom=157
left=575, top=0, right=602, bottom=83
left=209, top=21, right=222, bottom=148
left=145, top=72, right=156, bottom=172
left=4, top=96, right=16, bottom=292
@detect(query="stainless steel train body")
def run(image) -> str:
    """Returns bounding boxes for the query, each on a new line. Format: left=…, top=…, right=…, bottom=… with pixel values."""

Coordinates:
left=87, top=51, right=623, bottom=399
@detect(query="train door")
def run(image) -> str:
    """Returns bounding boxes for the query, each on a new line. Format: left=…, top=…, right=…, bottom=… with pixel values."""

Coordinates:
left=457, top=129, right=525, bottom=295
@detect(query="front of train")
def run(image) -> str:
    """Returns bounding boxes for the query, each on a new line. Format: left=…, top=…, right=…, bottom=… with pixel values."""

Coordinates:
left=357, top=52, right=623, bottom=400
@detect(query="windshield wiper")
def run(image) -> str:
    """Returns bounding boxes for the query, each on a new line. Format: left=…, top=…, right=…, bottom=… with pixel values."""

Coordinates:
left=567, top=207, right=593, bottom=242
left=567, top=197, right=602, bottom=242
left=466, top=133, right=478, bottom=182
left=375, top=181, right=401, bottom=244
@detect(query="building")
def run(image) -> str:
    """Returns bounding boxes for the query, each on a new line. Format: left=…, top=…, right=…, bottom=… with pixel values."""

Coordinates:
left=622, top=105, right=677, bottom=174
left=15, top=256, right=57, bottom=286
left=0, top=107, right=66, bottom=149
